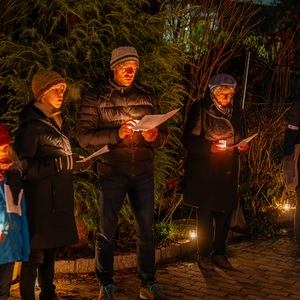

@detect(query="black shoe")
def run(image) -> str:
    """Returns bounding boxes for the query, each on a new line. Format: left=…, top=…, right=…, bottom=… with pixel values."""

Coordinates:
left=212, top=255, right=232, bottom=269
left=140, top=283, right=169, bottom=299
left=98, top=284, right=116, bottom=300
left=197, top=255, right=215, bottom=270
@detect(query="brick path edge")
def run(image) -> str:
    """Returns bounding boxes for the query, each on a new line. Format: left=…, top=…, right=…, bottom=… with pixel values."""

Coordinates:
left=54, top=239, right=198, bottom=274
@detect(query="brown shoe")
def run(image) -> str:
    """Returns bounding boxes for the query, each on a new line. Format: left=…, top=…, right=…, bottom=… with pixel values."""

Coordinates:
left=212, top=255, right=232, bottom=269
left=140, top=283, right=169, bottom=299
left=98, top=284, right=116, bottom=300
left=197, top=255, right=215, bottom=270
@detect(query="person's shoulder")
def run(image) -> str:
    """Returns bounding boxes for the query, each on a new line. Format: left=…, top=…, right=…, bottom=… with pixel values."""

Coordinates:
left=132, top=81, right=154, bottom=95
left=233, top=98, right=243, bottom=112
left=289, top=99, right=300, bottom=109
left=19, top=101, right=44, bottom=125
left=83, top=79, right=112, bottom=101
left=188, top=100, right=202, bottom=116
left=19, top=100, right=34, bottom=116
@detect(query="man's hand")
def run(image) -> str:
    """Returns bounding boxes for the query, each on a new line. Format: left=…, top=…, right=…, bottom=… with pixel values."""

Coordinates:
left=141, top=128, right=158, bottom=142
left=118, top=120, right=136, bottom=139
left=238, top=143, right=249, bottom=152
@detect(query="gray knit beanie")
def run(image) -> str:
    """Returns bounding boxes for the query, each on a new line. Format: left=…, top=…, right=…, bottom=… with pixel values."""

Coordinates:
left=110, top=40, right=139, bottom=70
left=208, top=73, right=237, bottom=92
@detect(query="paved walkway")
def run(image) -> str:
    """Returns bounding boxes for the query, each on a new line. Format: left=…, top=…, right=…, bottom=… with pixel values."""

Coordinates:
left=9, top=228, right=300, bottom=300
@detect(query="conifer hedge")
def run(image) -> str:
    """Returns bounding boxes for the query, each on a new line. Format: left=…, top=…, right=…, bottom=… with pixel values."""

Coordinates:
left=0, top=0, right=186, bottom=234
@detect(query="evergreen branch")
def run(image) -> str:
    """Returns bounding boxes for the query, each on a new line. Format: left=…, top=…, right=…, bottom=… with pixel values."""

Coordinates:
left=55, top=0, right=84, bottom=21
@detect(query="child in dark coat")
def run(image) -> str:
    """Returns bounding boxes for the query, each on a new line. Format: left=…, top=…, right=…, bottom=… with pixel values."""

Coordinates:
left=0, top=122, right=29, bottom=300
left=14, top=70, right=91, bottom=300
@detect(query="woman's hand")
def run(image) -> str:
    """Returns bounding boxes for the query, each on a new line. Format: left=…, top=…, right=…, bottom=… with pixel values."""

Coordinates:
left=238, top=143, right=249, bottom=152
left=211, top=141, right=227, bottom=153
left=118, top=120, right=137, bottom=139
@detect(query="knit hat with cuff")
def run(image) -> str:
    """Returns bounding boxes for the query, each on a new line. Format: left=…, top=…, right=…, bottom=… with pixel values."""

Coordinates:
left=110, top=40, right=139, bottom=70
left=208, top=73, right=237, bottom=92
left=32, top=70, right=67, bottom=101
left=0, top=122, right=11, bottom=146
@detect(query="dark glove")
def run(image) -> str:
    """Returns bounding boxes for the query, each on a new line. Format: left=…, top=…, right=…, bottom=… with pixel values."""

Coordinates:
left=6, top=170, right=23, bottom=205
left=72, top=153, right=92, bottom=173
left=55, top=155, right=74, bottom=172
left=283, top=154, right=295, bottom=185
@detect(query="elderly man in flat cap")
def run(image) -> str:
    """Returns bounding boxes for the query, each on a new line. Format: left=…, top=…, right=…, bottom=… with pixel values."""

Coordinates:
left=76, top=40, right=169, bottom=300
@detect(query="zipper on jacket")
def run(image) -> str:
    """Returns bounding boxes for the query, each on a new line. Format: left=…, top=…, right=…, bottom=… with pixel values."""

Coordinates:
left=130, top=136, right=135, bottom=176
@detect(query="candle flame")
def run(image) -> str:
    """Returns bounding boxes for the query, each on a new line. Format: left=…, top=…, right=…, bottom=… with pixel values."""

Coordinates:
left=218, top=140, right=227, bottom=149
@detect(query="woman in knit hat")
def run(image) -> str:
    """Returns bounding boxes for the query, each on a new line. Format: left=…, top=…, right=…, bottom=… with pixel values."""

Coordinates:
left=182, top=73, right=249, bottom=271
left=14, top=70, right=91, bottom=300
left=0, top=122, right=30, bottom=300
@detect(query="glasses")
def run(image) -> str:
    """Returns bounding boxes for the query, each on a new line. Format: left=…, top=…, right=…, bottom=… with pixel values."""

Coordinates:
left=216, top=93, right=235, bottom=99
left=119, top=65, right=139, bottom=73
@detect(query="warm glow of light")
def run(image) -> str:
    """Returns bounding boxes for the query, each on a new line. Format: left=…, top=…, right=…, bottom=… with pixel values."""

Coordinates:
left=190, top=230, right=197, bottom=238
left=218, top=140, right=226, bottom=149
left=284, top=204, right=290, bottom=210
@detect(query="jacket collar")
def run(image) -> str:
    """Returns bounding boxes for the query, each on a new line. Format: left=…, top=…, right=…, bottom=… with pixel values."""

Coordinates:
left=20, top=101, right=68, bottom=139
left=108, top=76, right=133, bottom=94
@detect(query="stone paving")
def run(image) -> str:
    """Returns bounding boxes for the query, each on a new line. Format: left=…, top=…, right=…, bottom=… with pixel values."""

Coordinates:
left=9, top=228, right=300, bottom=300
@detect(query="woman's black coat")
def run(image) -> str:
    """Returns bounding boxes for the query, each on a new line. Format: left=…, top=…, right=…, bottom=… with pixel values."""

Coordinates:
left=182, top=91, right=245, bottom=212
left=14, top=102, right=78, bottom=249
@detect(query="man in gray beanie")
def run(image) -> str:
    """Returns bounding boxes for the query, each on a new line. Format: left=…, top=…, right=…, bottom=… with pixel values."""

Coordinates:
left=76, top=40, right=169, bottom=300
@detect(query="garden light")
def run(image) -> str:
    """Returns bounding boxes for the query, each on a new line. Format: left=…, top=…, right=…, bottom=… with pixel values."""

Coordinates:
left=284, top=204, right=290, bottom=210
left=190, top=229, right=197, bottom=238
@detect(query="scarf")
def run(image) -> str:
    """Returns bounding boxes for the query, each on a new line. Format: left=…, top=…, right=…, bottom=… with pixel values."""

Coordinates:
left=34, top=101, right=63, bottom=129
left=210, top=93, right=233, bottom=120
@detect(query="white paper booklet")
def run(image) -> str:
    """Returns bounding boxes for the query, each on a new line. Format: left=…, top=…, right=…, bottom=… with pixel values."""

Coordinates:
left=4, top=185, right=23, bottom=216
left=229, top=133, right=258, bottom=148
left=82, top=145, right=110, bottom=162
left=133, top=108, right=181, bottom=131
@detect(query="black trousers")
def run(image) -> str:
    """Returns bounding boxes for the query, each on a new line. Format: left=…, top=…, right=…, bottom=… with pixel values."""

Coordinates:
left=95, top=173, right=156, bottom=287
left=20, top=248, right=58, bottom=300
left=0, top=262, right=15, bottom=300
left=197, top=208, right=232, bottom=257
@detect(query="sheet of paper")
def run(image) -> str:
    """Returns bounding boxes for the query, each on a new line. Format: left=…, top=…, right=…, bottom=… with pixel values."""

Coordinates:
left=4, top=185, right=23, bottom=216
left=82, top=145, right=110, bottom=161
left=133, top=108, right=181, bottom=131
left=228, top=133, right=258, bottom=148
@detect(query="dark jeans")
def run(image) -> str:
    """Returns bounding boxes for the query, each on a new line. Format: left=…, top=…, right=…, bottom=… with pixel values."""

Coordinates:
left=96, top=173, right=156, bottom=287
left=197, top=208, right=232, bottom=257
left=20, top=248, right=58, bottom=300
left=0, top=262, right=14, bottom=300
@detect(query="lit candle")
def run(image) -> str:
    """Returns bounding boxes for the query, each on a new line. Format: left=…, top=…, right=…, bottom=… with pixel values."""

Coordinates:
left=218, top=140, right=227, bottom=149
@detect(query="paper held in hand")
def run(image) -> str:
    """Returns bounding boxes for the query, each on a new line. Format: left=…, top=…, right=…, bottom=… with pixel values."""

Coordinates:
left=82, top=145, right=110, bottom=162
left=228, top=133, right=258, bottom=148
left=133, top=108, right=181, bottom=131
